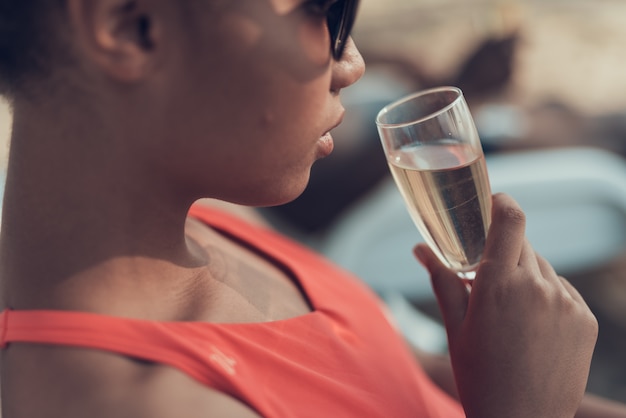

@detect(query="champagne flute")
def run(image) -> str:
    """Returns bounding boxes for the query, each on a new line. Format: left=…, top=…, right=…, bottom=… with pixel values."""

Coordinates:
left=376, top=86, right=492, bottom=281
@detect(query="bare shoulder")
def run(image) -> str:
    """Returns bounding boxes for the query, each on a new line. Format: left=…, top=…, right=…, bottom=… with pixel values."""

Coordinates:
left=1, top=345, right=261, bottom=418
left=129, top=365, right=263, bottom=418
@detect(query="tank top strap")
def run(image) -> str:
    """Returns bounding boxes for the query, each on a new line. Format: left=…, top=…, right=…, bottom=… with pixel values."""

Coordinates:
left=0, top=308, right=232, bottom=392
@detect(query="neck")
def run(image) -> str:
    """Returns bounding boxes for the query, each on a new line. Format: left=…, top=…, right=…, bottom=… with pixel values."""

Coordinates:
left=0, top=101, right=206, bottom=314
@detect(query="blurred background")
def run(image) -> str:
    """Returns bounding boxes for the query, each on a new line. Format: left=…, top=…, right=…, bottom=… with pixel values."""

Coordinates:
left=1, top=0, right=626, bottom=404
left=267, top=0, right=626, bottom=234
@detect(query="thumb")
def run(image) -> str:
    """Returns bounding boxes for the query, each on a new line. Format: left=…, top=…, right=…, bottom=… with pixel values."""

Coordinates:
left=414, top=244, right=469, bottom=338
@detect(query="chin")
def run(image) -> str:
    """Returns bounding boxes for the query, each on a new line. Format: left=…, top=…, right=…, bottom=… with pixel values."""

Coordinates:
left=244, top=175, right=312, bottom=208
left=256, top=188, right=308, bottom=208
left=203, top=166, right=314, bottom=208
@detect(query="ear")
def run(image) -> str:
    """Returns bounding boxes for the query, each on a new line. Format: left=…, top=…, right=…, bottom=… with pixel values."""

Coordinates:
left=67, top=0, right=163, bottom=82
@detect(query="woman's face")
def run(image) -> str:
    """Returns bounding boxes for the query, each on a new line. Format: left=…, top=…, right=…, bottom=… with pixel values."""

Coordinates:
left=150, top=0, right=365, bottom=206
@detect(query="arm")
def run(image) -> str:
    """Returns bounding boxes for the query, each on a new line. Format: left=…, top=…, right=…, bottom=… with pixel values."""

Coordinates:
left=2, top=347, right=262, bottom=418
left=414, top=347, right=626, bottom=418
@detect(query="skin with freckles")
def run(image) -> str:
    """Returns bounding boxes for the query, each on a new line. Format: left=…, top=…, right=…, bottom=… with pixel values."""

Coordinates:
left=0, top=0, right=624, bottom=417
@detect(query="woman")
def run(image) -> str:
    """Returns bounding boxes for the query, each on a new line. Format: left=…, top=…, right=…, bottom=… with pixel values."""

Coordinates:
left=0, top=0, right=621, bottom=417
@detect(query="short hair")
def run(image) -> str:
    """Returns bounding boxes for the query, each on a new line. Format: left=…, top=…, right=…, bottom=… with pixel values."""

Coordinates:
left=0, top=0, right=67, bottom=100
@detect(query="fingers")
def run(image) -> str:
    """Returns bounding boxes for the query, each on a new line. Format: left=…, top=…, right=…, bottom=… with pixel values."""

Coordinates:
left=482, top=194, right=527, bottom=271
left=485, top=196, right=589, bottom=306
left=535, top=252, right=557, bottom=279
left=535, top=253, right=583, bottom=301
left=519, top=238, right=539, bottom=270
left=558, top=276, right=587, bottom=305
left=414, top=244, right=469, bottom=337
left=483, top=195, right=580, bottom=297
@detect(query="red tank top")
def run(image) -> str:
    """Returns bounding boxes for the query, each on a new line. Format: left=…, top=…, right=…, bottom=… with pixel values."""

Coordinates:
left=0, top=205, right=464, bottom=417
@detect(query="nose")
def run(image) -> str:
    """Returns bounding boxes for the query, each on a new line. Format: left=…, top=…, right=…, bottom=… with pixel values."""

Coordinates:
left=330, top=37, right=365, bottom=93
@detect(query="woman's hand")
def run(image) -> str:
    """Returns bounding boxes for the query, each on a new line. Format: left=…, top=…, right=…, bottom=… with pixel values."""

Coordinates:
left=414, top=193, right=598, bottom=418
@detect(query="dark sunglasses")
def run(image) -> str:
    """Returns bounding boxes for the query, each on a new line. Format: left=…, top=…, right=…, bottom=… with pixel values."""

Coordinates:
left=327, top=0, right=360, bottom=60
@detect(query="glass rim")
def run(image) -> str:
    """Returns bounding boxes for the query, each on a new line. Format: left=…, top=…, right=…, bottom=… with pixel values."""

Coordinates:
left=375, top=86, right=464, bottom=129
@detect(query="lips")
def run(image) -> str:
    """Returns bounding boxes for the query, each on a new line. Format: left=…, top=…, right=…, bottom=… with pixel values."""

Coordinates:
left=328, top=111, right=346, bottom=134
left=317, top=131, right=334, bottom=158
left=316, top=111, right=344, bottom=158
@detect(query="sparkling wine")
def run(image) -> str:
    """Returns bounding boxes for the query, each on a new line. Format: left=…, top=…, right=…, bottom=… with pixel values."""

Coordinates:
left=388, top=142, right=492, bottom=274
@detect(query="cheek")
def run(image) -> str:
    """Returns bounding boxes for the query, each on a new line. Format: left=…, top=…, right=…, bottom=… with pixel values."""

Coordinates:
left=298, top=20, right=331, bottom=66
left=169, top=17, right=332, bottom=164
left=260, top=77, right=330, bottom=143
